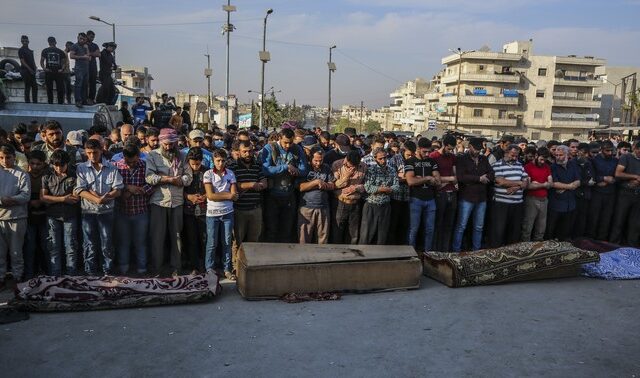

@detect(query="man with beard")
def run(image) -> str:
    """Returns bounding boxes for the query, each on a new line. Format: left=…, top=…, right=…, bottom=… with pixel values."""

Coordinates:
left=297, top=147, right=335, bottom=244
left=488, top=134, right=514, bottom=165
left=323, top=134, right=351, bottom=167
left=405, top=138, right=440, bottom=251
left=227, top=140, right=267, bottom=271
left=331, top=150, right=366, bottom=244
left=74, top=138, right=123, bottom=275
left=572, top=143, right=595, bottom=238
left=145, top=128, right=193, bottom=276
left=545, top=145, right=580, bottom=241
left=452, top=138, right=493, bottom=252
left=521, top=147, right=552, bottom=242
left=430, top=134, right=457, bottom=251
left=33, top=120, right=78, bottom=166
left=260, top=128, right=308, bottom=243
left=490, top=144, right=529, bottom=247
left=360, top=147, right=400, bottom=245
left=141, top=127, right=160, bottom=154
left=588, top=140, right=618, bottom=240
left=610, top=140, right=640, bottom=246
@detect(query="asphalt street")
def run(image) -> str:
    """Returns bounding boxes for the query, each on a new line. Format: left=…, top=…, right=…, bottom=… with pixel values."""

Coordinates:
left=0, top=277, right=638, bottom=377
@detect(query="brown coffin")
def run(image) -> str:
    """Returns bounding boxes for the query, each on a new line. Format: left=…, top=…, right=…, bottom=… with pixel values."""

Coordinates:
left=237, top=243, right=423, bottom=299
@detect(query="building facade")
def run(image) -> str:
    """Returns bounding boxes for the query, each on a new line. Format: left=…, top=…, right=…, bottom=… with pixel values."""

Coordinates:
left=436, top=40, right=605, bottom=141
left=389, top=78, right=430, bottom=133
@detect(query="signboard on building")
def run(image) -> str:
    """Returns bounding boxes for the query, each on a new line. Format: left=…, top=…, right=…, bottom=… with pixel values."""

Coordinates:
left=238, top=113, right=252, bottom=128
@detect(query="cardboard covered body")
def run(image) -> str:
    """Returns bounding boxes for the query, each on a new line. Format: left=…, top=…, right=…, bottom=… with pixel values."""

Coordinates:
left=237, top=243, right=422, bottom=299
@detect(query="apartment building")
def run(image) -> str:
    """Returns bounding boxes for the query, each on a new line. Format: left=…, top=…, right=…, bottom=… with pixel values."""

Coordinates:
left=437, top=40, right=605, bottom=141
left=340, top=104, right=372, bottom=123
left=389, top=78, right=430, bottom=132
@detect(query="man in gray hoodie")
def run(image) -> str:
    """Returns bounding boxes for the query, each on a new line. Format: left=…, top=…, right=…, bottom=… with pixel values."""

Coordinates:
left=0, top=144, right=31, bottom=289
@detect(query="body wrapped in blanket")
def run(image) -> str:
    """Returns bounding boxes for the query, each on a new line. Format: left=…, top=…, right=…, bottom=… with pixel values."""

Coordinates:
left=10, top=272, right=221, bottom=312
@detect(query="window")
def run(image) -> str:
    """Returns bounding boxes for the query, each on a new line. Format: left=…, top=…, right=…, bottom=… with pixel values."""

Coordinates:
left=531, top=132, right=541, bottom=140
left=498, top=110, right=507, bottom=119
left=538, top=68, right=547, bottom=76
left=536, top=90, right=545, bottom=98
left=501, top=66, right=512, bottom=73
left=478, top=65, right=485, bottom=71
left=534, top=111, right=543, bottom=119
left=473, top=109, right=483, bottom=117
left=552, top=132, right=560, bottom=140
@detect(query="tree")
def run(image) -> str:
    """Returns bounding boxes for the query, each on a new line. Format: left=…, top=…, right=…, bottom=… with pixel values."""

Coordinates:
left=363, top=119, right=381, bottom=134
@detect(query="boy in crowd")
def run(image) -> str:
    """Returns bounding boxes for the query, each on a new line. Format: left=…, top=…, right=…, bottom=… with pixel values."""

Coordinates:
left=40, top=150, right=79, bottom=276
left=0, top=144, right=30, bottom=289
left=204, top=149, right=238, bottom=280
left=23, top=150, right=50, bottom=279
left=183, top=147, right=208, bottom=274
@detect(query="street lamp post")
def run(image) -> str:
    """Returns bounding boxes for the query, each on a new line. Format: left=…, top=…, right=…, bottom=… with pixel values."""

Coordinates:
left=89, top=16, right=115, bottom=59
left=602, top=77, right=621, bottom=128
left=222, top=0, right=236, bottom=128
left=449, top=47, right=474, bottom=130
left=204, top=52, right=212, bottom=109
left=327, top=45, right=336, bottom=132
left=259, top=8, right=273, bottom=131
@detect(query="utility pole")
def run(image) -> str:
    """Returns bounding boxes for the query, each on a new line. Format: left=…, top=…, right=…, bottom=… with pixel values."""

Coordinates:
left=204, top=48, right=212, bottom=109
left=222, top=0, right=236, bottom=128
left=450, top=47, right=473, bottom=130
left=360, top=100, right=364, bottom=133
left=259, top=9, right=273, bottom=131
left=327, top=45, right=336, bottom=132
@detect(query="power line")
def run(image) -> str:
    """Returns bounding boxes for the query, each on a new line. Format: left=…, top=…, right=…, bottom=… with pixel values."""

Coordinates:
left=234, top=34, right=327, bottom=48
left=335, top=50, right=403, bottom=84
left=0, top=18, right=262, bottom=27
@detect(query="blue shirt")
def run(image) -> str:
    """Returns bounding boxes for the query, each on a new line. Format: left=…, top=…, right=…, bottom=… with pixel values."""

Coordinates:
left=110, top=151, right=148, bottom=164
left=74, top=159, right=124, bottom=214
left=131, top=104, right=152, bottom=124
left=549, top=161, right=581, bottom=212
left=591, top=154, right=618, bottom=195
left=261, top=142, right=308, bottom=197
left=298, top=164, right=333, bottom=208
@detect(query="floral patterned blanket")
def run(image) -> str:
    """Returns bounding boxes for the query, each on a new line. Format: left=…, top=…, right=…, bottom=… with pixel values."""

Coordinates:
left=10, top=272, right=221, bottom=312
left=582, top=248, right=640, bottom=280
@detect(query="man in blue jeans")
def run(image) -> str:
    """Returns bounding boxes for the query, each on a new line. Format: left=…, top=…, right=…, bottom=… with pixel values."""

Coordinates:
left=74, top=138, right=123, bottom=275
left=114, top=142, right=154, bottom=275
left=204, top=149, right=238, bottom=280
left=405, top=138, right=440, bottom=252
left=452, top=138, right=493, bottom=252
left=69, top=32, right=90, bottom=108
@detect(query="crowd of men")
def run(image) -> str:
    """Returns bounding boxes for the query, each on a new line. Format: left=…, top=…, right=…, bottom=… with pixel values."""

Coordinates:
left=1, top=114, right=640, bottom=291
left=17, top=32, right=117, bottom=107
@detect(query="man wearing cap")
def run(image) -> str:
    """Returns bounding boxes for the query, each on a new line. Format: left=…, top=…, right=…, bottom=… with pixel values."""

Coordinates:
left=301, top=135, right=319, bottom=160
left=452, top=137, right=493, bottom=251
left=145, top=128, right=193, bottom=276
left=40, top=36, right=67, bottom=104
left=95, top=42, right=117, bottom=105
left=182, top=129, right=213, bottom=169
left=323, top=134, right=351, bottom=167
left=260, top=128, right=308, bottom=243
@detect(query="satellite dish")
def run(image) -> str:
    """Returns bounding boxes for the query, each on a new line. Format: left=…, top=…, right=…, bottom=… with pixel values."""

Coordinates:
left=555, top=70, right=565, bottom=78
left=479, top=45, right=491, bottom=52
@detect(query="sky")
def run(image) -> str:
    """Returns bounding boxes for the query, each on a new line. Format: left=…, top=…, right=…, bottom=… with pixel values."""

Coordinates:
left=1, top=0, right=639, bottom=108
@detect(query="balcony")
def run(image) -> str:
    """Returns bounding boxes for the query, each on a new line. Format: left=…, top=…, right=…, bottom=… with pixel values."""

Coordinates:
left=457, top=118, right=517, bottom=127
left=390, top=91, right=403, bottom=98
left=425, top=92, right=440, bottom=101
left=442, top=51, right=522, bottom=65
left=441, top=95, right=519, bottom=105
left=555, top=56, right=606, bottom=66
left=389, top=105, right=402, bottom=111
left=552, top=97, right=601, bottom=108
left=441, top=73, right=521, bottom=84
left=555, top=76, right=602, bottom=87
left=550, top=119, right=601, bottom=129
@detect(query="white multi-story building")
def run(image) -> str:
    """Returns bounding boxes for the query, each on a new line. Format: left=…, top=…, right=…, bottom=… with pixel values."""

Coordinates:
left=389, top=78, right=430, bottom=133
left=437, top=40, right=605, bottom=141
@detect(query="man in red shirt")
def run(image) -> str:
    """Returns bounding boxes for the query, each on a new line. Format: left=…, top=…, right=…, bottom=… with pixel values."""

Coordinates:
left=521, top=147, right=553, bottom=241
left=429, top=134, right=457, bottom=251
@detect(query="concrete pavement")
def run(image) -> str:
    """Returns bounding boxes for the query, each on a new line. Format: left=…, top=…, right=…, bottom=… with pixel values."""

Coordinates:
left=0, top=277, right=638, bottom=377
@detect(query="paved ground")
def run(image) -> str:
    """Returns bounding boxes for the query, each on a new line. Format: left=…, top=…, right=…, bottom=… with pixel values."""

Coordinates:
left=0, top=277, right=638, bottom=377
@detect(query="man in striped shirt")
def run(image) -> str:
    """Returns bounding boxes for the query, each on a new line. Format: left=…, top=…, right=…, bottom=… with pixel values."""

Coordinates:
left=489, top=144, right=529, bottom=248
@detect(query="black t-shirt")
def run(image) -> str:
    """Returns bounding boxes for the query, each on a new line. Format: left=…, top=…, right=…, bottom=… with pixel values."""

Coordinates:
left=99, top=49, right=114, bottom=75
left=18, top=46, right=37, bottom=72
left=404, top=156, right=439, bottom=200
left=88, top=42, right=99, bottom=69
left=41, top=47, right=66, bottom=72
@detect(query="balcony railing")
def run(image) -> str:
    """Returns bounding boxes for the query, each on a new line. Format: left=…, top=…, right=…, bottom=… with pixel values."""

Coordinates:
left=555, top=77, right=602, bottom=87
left=555, top=56, right=606, bottom=66
left=442, top=51, right=522, bottom=65
left=549, top=119, right=601, bottom=128
left=441, top=73, right=521, bottom=84
left=441, top=95, right=519, bottom=105
left=552, top=97, right=601, bottom=108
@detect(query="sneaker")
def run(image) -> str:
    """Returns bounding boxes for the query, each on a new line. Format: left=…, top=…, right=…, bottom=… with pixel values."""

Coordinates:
left=224, top=271, right=237, bottom=281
